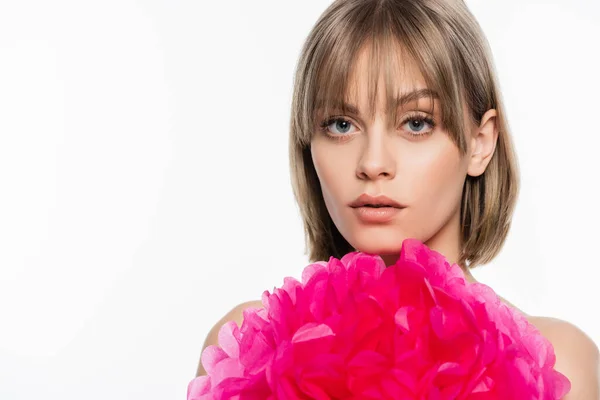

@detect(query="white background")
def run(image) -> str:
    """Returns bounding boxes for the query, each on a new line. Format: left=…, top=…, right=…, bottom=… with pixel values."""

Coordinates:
left=0, top=0, right=598, bottom=398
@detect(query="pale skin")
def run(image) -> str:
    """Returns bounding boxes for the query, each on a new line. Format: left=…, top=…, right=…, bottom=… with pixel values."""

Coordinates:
left=197, top=46, right=600, bottom=398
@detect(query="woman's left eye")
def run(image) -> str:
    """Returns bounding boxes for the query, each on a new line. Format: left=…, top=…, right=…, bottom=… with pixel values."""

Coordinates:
left=401, top=114, right=436, bottom=137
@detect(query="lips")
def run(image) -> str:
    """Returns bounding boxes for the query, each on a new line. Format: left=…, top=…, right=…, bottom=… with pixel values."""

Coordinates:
left=349, top=193, right=405, bottom=209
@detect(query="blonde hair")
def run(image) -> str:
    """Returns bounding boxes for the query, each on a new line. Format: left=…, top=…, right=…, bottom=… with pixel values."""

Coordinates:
left=289, top=0, right=520, bottom=269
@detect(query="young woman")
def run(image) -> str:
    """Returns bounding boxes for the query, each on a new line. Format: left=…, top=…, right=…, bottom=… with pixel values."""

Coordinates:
left=196, top=0, right=599, bottom=396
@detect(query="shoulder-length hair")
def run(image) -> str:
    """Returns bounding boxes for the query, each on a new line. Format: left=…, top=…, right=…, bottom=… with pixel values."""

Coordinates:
left=289, top=0, right=519, bottom=269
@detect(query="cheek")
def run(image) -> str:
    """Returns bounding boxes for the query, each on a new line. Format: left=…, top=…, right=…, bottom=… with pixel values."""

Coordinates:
left=310, top=143, right=354, bottom=214
left=405, top=142, right=466, bottom=205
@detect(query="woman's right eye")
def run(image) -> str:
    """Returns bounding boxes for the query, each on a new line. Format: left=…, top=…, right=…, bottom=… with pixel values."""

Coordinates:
left=319, top=117, right=357, bottom=138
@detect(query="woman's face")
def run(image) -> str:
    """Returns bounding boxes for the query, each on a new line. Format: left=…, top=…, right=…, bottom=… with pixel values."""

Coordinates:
left=310, top=47, right=495, bottom=266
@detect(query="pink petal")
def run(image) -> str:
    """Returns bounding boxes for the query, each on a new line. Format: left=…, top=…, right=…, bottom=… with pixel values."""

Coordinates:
left=187, top=376, right=211, bottom=400
left=292, top=322, right=335, bottom=344
left=200, top=345, right=228, bottom=376
left=394, top=306, right=413, bottom=333
left=217, top=320, right=241, bottom=359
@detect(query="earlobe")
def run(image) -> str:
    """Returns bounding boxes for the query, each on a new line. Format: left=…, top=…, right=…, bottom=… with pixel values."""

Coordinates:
left=467, top=109, right=499, bottom=177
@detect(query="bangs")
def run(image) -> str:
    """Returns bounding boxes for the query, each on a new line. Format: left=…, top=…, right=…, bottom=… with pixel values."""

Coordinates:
left=295, top=2, right=470, bottom=155
left=317, top=35, right=437, bottom=122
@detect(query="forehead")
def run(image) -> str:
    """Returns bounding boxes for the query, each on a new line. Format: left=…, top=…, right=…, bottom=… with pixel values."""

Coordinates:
left=312, top=39, right=442, bottom=126
left=345, top=43, right=430, bottom=108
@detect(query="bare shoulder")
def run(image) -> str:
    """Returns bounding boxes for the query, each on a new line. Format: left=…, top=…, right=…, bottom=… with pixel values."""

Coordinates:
left=207, top=300, right=264, bottom=337
left=528, top=315, right=600, bottom=399
left=202, top=300, right=264, bottom=349
left=195, top=300, right=264, bottom=377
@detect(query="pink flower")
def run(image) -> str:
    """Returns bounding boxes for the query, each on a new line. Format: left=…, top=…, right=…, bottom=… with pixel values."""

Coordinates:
left=188, top=239, right=571, bottom=399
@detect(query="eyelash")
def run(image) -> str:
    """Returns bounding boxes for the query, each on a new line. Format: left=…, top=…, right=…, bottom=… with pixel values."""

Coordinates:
left=318, top=112, right=436, bottom=142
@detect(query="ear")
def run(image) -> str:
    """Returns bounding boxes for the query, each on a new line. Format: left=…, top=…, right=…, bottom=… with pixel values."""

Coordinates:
left=467, top=109, right=499, bottom=177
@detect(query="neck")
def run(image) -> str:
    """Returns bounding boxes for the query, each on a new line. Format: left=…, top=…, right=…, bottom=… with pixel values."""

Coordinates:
left=378, top=208, right=478, bottom=285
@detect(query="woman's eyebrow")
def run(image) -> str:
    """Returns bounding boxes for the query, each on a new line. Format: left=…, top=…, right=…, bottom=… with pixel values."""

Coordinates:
left=319, top=88, right=439, bottom=115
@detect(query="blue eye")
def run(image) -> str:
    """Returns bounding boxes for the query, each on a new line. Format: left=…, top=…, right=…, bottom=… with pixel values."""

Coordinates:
left=408, top=119, right=426, bottom=131
left=402, top=113, right=436, bottom=137
left=320, top=117, right=356, bottom=137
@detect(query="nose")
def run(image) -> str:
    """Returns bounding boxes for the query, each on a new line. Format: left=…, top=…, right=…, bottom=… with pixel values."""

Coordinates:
left=355, top=132, right=396, bottom=181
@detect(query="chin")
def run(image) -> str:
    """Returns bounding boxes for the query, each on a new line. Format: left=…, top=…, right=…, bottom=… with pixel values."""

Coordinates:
left=348, top=229, right=408, bottom=256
